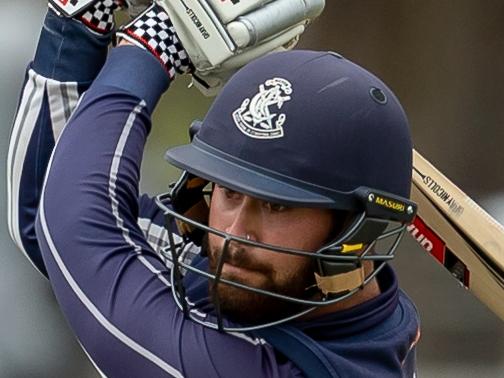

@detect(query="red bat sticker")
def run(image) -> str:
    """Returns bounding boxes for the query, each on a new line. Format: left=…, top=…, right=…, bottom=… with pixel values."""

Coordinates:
left=409, top=216, right=470, bottom=287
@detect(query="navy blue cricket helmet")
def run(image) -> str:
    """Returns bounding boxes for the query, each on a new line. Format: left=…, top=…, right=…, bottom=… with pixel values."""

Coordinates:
left=156, top=50, right=417, bottom=332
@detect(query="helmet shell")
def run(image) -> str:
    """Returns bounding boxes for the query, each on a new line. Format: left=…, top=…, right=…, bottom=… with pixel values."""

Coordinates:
left=166, top=50, right=412, bottom=208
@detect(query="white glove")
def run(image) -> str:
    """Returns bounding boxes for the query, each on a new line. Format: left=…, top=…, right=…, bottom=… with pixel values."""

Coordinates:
left=157, top=0, right=325, bottom=96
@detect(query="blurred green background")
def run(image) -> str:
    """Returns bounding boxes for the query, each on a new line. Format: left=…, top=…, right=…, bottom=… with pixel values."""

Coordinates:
left=1, top=1, right=503, bottom=377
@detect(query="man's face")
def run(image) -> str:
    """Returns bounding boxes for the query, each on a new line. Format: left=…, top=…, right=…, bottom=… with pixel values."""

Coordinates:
left=206, top=184, right=334, bottom=324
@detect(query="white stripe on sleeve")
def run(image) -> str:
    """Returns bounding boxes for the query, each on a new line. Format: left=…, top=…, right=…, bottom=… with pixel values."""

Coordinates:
left=7, top=70, right=46, bottom=264
left=47, top=78, right=80, bottom=141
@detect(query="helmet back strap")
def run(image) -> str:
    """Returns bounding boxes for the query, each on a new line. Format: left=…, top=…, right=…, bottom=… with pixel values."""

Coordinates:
left=171, top=171, right=210, bottom=245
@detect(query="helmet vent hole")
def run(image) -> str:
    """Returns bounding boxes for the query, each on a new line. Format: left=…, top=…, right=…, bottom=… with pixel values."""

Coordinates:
left=370, top=87, right=388, bottom=105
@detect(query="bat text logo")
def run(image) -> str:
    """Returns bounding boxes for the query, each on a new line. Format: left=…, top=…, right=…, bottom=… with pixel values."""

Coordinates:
left=180, top=1, right=210, bottom=39
left=418, top=173, right=464, bottom=215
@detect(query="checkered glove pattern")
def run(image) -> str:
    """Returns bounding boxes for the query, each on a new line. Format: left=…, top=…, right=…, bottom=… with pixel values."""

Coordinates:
left=78, top=0, right=124, bottom=34
left=48, top=0, right=125, bottom=34
left=116, top=3, right=193, bottom=79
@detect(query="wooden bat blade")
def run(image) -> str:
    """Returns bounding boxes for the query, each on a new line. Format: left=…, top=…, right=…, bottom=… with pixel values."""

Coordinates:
left=412, top=149, right=504, bottom=272
left=410, top=150, right=504, bottom=321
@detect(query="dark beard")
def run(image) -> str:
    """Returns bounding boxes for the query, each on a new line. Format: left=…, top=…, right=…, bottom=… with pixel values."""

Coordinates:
left=203, top=235, right=316, bottom=325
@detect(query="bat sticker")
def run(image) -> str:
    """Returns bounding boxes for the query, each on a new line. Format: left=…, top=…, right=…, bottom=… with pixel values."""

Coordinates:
left=409, top=216, right=470, bottom=287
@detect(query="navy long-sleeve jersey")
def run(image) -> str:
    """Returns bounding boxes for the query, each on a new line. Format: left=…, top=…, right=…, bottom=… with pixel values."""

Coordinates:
left=7, top=11, right=420, bottom=378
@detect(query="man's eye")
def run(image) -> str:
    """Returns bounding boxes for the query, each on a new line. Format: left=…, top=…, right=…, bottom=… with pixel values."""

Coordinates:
left=217, top=185, right=241, bottom=199
left=264, top=202, right=287, bottom=212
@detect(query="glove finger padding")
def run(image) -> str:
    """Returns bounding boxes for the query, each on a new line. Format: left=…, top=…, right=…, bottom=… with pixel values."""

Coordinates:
left=192, top=24, right=304, bottom=96
left=157, top=0, right=325, bottom=96
left=116, top=3, right=193, bottom=79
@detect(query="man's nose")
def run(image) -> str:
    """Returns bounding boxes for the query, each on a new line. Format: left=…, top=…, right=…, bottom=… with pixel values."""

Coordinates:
left=225, top=196, right=259, bottom=242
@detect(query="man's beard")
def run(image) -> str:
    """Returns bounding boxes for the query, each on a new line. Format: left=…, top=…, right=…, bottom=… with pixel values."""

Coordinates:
left=204, top=235, right=316, bottom=325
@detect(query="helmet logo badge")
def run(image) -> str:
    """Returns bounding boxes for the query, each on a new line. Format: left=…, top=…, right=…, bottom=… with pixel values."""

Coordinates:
left=232, top=78, right=293, bottom=139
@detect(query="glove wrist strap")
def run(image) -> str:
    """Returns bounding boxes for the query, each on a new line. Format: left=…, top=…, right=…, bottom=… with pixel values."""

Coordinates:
left=116, top=3, right=193, bottom=79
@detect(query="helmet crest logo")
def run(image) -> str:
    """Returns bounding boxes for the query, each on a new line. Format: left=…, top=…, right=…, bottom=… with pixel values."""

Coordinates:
left=232, top=78, right=293, bottom=139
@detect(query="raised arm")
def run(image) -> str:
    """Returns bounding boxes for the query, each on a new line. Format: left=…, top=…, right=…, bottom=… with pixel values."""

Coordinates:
left=7, top=7, right=114, bottom=276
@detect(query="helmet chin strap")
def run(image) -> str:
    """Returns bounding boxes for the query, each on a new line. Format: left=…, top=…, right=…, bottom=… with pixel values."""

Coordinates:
left=314, top=266, right=365, bottom=296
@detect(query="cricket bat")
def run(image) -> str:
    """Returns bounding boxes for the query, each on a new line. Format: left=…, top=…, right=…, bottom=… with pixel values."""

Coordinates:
left=408, top=149, right=504, bottom=321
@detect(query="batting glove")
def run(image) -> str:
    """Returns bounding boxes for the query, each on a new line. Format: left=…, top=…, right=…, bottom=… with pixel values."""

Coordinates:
left=158, top=0, right=325, bottom=96
left=116, top=2, right=193, bottom=79
left=49, top=0, right=125, bottom=35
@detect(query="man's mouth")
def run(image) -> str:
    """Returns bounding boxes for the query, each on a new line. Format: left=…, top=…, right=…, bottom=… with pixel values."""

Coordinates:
left=208, top=243, right=271, bottom=278
left=221, top=262, right=258, bottom=275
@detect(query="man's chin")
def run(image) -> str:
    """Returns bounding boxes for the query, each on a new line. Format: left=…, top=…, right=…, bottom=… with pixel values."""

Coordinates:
left=210, top=281, right=307, bottom=325
left=205, top=238, right=315, bottom=325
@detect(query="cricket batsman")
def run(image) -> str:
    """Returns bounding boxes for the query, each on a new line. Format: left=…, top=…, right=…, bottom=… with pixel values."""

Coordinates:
left=7, top=0, right=420, bottom=376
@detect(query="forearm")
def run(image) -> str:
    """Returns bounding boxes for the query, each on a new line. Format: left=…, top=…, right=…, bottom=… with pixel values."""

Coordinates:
left=7, top=10, right=112, bottom=275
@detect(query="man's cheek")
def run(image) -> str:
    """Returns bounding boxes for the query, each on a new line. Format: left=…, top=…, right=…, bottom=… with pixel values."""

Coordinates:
left=207, top=235, right=220, bottom=257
